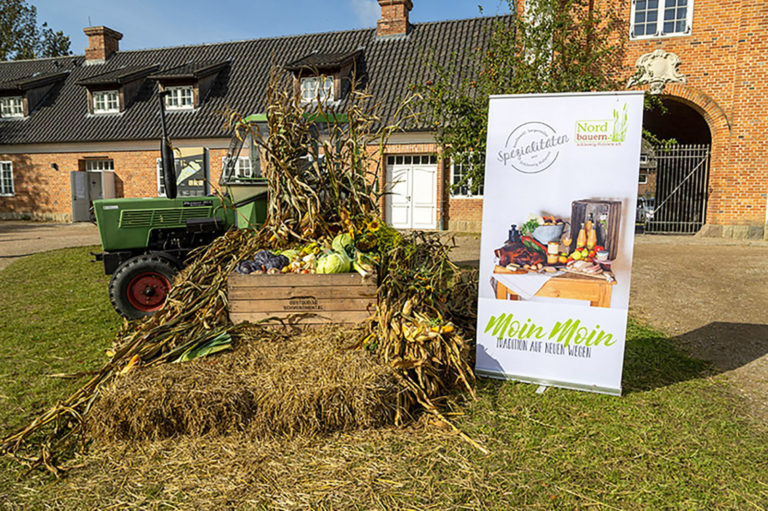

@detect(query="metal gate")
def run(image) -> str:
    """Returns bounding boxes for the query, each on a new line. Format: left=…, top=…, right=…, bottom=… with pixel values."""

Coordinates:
left=644, top=144, right=710, bottom=234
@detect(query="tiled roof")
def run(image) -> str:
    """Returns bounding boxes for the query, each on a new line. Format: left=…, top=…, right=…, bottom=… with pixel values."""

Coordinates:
left=0, top=70, right=71, bottom=92
left=284, top=50, right=362, bottom=72
left=148, top=60, right=230, bottom=80
left=76, top=65, right=160, bottom=86
left=0, top=15, right=509, bottom=145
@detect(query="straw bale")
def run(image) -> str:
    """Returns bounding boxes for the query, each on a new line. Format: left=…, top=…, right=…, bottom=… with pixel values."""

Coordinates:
left=87, top=326, right=401, bottom=441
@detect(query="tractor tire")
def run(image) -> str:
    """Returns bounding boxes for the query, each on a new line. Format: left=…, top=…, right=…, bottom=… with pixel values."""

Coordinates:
left=109, top=254, right=179, bottom=320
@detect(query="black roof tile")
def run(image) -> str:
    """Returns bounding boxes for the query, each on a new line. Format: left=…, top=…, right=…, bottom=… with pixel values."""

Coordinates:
left=0, top=15, right=509, bottom=144
left=76, top=65, right=160, bottom=86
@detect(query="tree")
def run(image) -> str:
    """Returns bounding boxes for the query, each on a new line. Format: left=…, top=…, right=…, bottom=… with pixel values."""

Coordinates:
left=415, top=0, right=626, bottom=194
left=0, top=0, right=71, bottom=61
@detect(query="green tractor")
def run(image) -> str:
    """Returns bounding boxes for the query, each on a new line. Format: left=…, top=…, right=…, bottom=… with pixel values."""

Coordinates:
left=92, top=95, right=269, bottom=319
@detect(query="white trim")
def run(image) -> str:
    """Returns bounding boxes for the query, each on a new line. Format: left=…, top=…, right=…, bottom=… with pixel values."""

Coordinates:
left=92, top=90, right=120, bottom=114
left=0, top=96, right=24, bottom=118
left=638, top=173, right=648, bottom=184
left=221, top=155, right=253, bottom=178
left=0, top=160, right=14, bottom=196
left=84, top=159, right=114, bottom=172
left=156, top=158, right=167, bottom=197
left=164, top=85, right=194, bottom=110
left=449, top=154, right=484, bottom=198
left=300, top=75, right=334, bottom=104
left=629, top=0, right=694, bottom=40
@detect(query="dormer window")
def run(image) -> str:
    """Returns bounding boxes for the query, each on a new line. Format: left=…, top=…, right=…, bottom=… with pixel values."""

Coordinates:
left=285, top=49, right=362, bottom=104
left=0, top=96, right=24, bottom=118
left=164, top=85, right=193, bottom=110
left=92, top=90, right=119, bottom=114
left=300, top=76, right=334, bottom=103
left=77, top=65, right=159, bottom=115
left=150, top=60, right=230, bottom=111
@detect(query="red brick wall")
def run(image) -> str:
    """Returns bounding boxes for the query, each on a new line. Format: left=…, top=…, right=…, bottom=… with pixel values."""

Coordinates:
left=0, top=147, right=230, bottom=221
left=608, top=0, right=768, bottom=231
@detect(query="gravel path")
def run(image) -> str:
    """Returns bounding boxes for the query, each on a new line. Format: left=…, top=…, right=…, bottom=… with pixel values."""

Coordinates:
left=449, top=232, right=768, bottom=419
left=0, top=221, right=101, bottom=273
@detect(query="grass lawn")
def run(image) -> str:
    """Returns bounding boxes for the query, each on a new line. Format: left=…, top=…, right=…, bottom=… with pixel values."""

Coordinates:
left=1, top=247, right=767, bottom=509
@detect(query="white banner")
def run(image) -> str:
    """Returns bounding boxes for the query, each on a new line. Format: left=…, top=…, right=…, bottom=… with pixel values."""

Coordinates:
left=475, top=91, right=645, bottom=395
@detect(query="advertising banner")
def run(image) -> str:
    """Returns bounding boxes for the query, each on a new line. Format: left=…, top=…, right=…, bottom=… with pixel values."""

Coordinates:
left=475, top=91, right=645, bottom=395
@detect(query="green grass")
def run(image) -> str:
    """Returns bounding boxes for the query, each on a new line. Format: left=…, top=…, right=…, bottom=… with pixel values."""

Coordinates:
left=0, top=247, right=766, bottom=509
left=0, top=246, right=122, bottom=432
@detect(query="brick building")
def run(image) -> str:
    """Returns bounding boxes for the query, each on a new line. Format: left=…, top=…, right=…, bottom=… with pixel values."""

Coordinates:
left=0, top=0, right=491, bottom=231
left=618, top=0, right=768, bottom=238
left=1, top=0, right=766, bottom=236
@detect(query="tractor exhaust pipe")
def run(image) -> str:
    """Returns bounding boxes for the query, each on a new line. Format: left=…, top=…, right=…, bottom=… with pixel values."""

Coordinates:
left=158, top=92, right=177, bottom=199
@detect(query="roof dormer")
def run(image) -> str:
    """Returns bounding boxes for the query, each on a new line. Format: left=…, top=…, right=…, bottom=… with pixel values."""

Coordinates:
left=284, top=49, right=362, bottom=104
left=76, top=65, right=159, bottom=114
left=0, top=70, right=70, bottom=118
left=149, top=60, right=230, bottom=111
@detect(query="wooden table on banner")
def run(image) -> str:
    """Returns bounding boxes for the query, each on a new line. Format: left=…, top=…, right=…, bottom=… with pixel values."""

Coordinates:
left=228, top=272, right=377, bottom=327
left=492, top=265, right=616, bottom=308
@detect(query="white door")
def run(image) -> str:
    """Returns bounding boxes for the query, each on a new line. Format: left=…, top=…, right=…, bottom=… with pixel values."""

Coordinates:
left=385, top=155, right=438, bottom=229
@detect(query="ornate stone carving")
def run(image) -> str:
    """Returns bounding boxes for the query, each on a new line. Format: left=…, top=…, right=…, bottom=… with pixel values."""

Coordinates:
left=627, top=50, right=687, bottom=94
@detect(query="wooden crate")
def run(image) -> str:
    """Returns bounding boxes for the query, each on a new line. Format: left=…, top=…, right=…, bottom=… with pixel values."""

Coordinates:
left=568, top=199, right=622, bottom=260
left=228, top=272, right=377, bottom=326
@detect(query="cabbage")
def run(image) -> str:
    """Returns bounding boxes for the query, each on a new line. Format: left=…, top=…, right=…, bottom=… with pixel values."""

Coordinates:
left=331, top=233, right=354, bottom=255
left=316, top=251, right=351, bottom=274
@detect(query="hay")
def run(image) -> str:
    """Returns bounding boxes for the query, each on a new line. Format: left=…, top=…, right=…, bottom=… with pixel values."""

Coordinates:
left=87, top=326, right=401, bottom=441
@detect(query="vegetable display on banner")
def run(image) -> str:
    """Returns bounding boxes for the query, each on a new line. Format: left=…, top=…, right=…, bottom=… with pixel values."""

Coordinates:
left=475, top=91, right=645, bottom=396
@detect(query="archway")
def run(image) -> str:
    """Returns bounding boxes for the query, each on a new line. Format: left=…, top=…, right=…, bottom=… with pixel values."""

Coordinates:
left=640, top=96, right=713, bottom=233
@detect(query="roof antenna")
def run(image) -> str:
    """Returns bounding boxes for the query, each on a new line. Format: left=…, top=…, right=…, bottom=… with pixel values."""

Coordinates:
left=88, top=16, right=92, bottom=26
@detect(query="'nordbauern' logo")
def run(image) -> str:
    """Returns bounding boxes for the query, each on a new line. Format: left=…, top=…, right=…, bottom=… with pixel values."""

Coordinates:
left=575, top=104, right=629, bottom=146
left=497, top=121, right=569, bottom=174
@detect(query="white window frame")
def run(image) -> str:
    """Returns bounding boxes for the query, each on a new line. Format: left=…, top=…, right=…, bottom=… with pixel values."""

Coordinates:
left=0, top=161, right=14, bottom=196
left=92, top=90, right=120, bottom=114
left=222, top=156, right=253, bottom=179
left=300, top=75, right=334, bottom=103
left=449, top=155, right=484, bottom=198
left=638, top=173, right=649, bottom=184
left=164, top=86, right=194, bottom=110
left=85, top=159, right=114, bottom=172
left=0, top=96, right=24, bottom=118
left=630, top=0, right=694, bottom=40
left=156, top=158, right=167, bottom=197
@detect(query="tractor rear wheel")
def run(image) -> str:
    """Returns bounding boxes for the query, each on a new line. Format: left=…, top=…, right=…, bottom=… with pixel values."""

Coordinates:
left=109, top=255, right=178, bottom=320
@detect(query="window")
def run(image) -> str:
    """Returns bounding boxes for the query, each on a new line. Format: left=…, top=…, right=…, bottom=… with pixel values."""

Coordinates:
left=300, top=76, right=334, bottom=103
left=222, top=156, right=254, bottom=179
left=638, top=173, right=648, bottom=184
left=631, top=0, right=693, bottom=39
left=156, top=159, right=167, bottom=197
left=156, top=156, right=208, bottom=197
left=85, top=159, right=114, bottom=172
left=165, top=86, right=194, bottom=110
left=0, top=97, right=24, bottom=118
left=0, top=161, right=14, bottom=196
left=93, top=90, right=119, bottom=113
left=450, top=156, right=483, bottom=198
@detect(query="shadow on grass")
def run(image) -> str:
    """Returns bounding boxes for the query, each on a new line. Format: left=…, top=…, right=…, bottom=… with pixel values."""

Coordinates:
left=622, top=319, right=711, bottom=393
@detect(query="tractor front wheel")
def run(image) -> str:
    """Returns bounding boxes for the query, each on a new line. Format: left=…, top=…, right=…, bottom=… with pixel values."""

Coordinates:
left=109, top=255, right=178, bottom=320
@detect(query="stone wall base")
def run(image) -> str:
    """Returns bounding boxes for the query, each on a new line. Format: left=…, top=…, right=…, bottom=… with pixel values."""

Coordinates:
left=0, top=211, right=72, bottom=223
left=697, top=223, right=767, bottom=240
left=447, top=219, right=482, bottom=233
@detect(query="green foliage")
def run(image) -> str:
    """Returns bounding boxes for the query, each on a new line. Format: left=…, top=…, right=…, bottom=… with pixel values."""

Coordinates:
left=415, top=0, right=625, bottom=193
left=0, top=0, right=71, bottom=61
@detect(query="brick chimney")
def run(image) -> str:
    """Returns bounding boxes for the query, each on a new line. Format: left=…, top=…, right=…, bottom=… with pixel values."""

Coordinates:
left=377, top=0, right=412, bottom=38
left=83, top=26, right=123, bottom=62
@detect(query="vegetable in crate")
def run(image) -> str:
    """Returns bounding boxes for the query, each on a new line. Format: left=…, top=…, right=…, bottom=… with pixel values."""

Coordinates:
left=236, top=250, right=289, bottom=274
left=316, top=251, right=352, bottom=274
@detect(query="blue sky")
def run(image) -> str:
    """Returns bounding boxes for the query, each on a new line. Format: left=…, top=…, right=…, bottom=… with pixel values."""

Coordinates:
left=33, top=0, right=513, bottom=53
